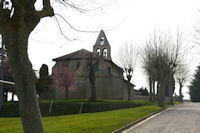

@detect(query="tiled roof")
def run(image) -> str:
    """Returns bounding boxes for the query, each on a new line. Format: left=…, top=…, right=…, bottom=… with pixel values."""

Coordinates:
left=53, top=49, right=123, bottom=72
left=53, top=49, right=97, bottom=61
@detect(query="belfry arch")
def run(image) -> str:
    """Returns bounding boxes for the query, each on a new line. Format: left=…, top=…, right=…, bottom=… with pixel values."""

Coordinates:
left=93, top=30, right=111, bottom=60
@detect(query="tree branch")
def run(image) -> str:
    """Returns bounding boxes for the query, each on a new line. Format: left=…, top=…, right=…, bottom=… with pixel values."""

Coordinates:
left=37, top=0, right=54, bottom=18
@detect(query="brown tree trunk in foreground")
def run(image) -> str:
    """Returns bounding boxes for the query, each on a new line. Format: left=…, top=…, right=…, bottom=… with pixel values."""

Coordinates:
left=4, top=34, right=44, bottom=133
left=0, top=0, right=54, bottom=132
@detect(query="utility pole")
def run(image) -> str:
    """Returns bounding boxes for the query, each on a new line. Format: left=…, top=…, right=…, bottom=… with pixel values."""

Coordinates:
left=0, top=35, right=4, bottom=108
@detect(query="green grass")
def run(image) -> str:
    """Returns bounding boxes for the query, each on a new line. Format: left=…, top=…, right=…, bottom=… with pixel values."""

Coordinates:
left=0, top=105, right=162, bottom=133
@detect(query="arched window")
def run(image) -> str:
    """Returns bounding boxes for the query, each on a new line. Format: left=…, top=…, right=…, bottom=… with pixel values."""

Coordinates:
left=96, top=49, right=101, bottom=55
left=100, top=37, right=104, bottom=45
left=103, top=49, right=107, bottom=57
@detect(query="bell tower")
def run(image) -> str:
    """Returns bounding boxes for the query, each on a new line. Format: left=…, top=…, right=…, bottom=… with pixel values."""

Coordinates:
left=93, top=30, right=111, bottom=60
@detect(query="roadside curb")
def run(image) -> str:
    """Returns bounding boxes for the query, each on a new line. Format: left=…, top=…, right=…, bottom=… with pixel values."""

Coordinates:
left=112, top=105, right=175, bottom=133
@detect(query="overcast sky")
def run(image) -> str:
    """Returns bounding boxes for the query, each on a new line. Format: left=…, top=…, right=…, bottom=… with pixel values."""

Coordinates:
left=28, top=0, right=200, bottom=99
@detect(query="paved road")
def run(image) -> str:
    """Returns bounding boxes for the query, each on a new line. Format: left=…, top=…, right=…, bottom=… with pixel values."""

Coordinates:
left=123, top=102, right=200, bottom=133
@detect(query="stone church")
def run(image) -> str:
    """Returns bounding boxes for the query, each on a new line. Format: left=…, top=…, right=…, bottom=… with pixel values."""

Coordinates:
left=52, top=30, right=132, bottom=100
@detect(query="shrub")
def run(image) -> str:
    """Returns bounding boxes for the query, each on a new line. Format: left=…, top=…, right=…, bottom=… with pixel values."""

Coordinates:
left=0, top=100, right=151, bottom=117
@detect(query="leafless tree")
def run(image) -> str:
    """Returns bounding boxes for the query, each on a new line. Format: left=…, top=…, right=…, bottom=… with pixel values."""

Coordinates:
left=175, top=64, right=190, bottom=102
left=118, top=42, right=138, bottom=101
left=0, top=0, right=108, bottom=132
left=142, top=30, right=184, bottom=107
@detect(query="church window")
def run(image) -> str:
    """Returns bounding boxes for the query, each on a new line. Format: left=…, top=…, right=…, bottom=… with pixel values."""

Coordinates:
left=100, top=37, right=104, bottom=45
left=96, top=49, right=101, bottom=55
left=76, top=61, right=80, bottom=69
left=103, top=49, right=107, bottom=57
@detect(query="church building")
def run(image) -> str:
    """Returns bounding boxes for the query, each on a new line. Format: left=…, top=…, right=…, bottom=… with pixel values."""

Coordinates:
left=52, top=30, right=131, bottom=100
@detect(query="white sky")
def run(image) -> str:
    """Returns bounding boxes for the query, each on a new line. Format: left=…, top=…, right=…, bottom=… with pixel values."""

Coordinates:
left=28, top=0, right=200, bottom=99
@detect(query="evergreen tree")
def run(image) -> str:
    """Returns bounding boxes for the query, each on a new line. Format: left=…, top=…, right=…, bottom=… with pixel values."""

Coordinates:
left=189, top=65, right=200, bottom=102
left=36, top=64, right=53, bottom=95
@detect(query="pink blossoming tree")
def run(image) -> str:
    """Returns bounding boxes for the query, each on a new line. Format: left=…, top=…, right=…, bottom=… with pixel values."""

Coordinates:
left=52, top=64, right=77, bottom=99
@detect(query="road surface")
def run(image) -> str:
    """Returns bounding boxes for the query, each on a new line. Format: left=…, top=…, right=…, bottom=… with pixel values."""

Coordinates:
left=123, top=102, right=200, bottom=133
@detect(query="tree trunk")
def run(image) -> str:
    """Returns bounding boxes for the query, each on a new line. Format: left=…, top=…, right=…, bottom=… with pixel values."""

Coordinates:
left=127, top=82, right=131, bottom=101
left=149, top=78, right=152, bottom=102
left=168, top=77, right=175, bottom=105
left=179, top=83, right=183, bottom=102
left=12, top=92, right=14, bottom=102
left=3, top=34, right=44, bottom=133
left=158, top=79, right=166, bottom=107
left=65, top=87, right=68, bottom=100
left=152, top=81, right=156, bottom=101
left=169, top=87, right=174, bottom=105
left=126, top=74, right=132, bottom=101
left=90, top=64, right=96, bottom=100
left=156, top=82, right=159, bottom=101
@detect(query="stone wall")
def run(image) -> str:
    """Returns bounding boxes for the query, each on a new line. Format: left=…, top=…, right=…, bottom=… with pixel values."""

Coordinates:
left=52, top=58, right=128, bottom=100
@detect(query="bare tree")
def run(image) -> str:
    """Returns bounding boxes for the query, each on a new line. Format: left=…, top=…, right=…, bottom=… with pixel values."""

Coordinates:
left=118, top=42, right=138, bottom=101
left=142, top=30, right=184, bottom=107
left=175, top=65, right=190, bottom=102
left=0, top=0, right=107, bottom=132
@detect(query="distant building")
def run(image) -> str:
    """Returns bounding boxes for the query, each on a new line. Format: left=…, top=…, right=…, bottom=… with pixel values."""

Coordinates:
left=52, top=30, right=133, bottom=100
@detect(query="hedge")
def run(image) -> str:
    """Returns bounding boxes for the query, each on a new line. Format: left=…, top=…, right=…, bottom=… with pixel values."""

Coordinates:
left=0, top=100, right=151, bottom=117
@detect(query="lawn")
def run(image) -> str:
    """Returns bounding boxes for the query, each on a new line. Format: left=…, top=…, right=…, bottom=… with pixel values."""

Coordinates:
left=0, top=105, right=162, bottom=133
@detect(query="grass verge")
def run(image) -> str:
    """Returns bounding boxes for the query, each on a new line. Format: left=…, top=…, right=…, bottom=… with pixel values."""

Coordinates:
left=0, top=105, right=163, bottom=133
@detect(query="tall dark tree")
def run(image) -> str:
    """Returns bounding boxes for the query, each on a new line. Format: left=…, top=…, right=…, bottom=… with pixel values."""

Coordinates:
left=39, top=64, right=49, bottom=79
left=36, top=64, right=53, bottom=96
left=89, top=53, right=100, bottom=100
left=189, top=65, right=200, bottom=102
